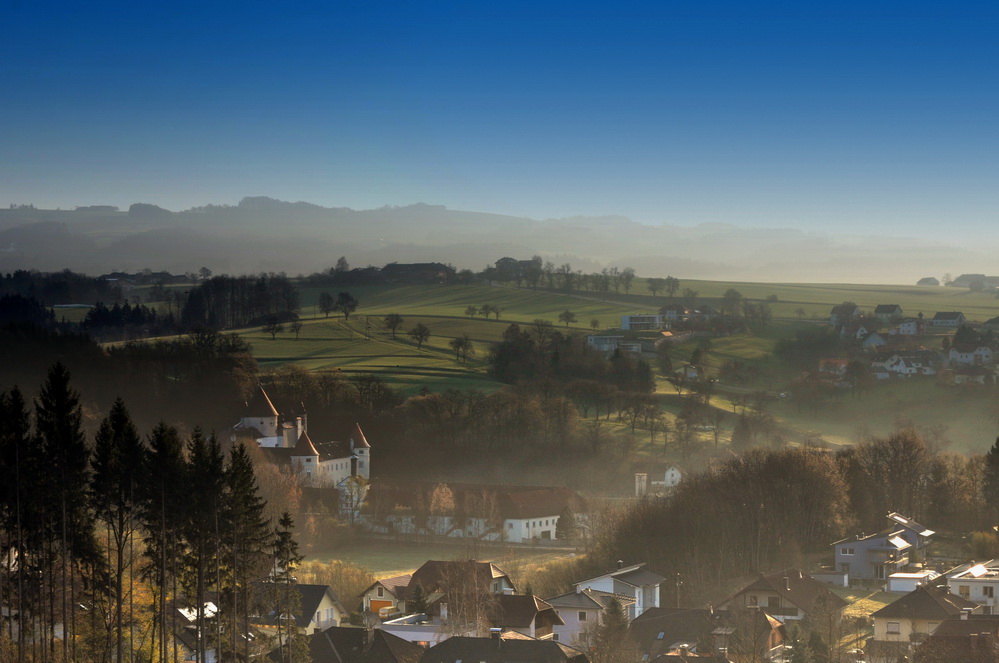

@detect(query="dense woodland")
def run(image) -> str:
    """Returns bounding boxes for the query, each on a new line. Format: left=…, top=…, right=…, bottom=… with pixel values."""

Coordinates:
left=0, top=365, right=310, bottom=663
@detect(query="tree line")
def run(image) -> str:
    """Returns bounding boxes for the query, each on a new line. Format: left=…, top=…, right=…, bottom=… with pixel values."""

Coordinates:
left=601, top=426, right=997, bottom=608
left=0, top=364, right=307, bottom=663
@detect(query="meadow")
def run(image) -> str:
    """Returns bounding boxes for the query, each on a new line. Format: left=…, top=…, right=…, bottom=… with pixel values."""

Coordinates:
left=173, top=277, right=999, bottom=455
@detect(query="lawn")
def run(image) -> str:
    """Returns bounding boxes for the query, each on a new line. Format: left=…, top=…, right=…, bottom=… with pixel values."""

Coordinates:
left=309, top=537, right=576, bottom=579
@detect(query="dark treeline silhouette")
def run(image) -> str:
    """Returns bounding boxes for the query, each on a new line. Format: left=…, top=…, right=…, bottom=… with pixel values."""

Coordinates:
left=0, top=269, right=115, bottom=305
left=0, top=365, right=300, bottom=663
left=182, top=274, right=299, bottom=329
left=0, top=321, right=253, bottom=435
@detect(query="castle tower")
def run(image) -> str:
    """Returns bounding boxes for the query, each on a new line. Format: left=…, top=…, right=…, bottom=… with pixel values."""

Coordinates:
left=289, top=431, right=321, bottom=485
left=238, top=386, right=280, bottom=441
left=349, top=423, right=370, bottom=480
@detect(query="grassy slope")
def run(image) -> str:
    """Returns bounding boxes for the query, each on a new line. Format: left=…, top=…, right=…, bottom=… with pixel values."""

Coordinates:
left=225, top=278, right=999, bottom=452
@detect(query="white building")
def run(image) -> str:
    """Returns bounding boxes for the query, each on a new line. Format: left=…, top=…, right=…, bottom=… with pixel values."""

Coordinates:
left=620, top=314, right=670, bottom=331
left=946, top=560, right=999, bottom=614
left=573, top=564, right=664, bottom=619
left=546, top=587, right=636, bottom=646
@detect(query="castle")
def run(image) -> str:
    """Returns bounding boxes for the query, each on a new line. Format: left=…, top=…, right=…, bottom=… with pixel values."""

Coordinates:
left=231, top=386, right=370, bottom=489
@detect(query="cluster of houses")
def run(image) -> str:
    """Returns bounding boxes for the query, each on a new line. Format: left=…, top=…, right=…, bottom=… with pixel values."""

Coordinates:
left=822, top=303, right=999, bottom=386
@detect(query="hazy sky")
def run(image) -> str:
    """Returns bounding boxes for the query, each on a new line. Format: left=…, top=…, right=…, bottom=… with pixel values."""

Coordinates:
left=3, top=1, right=997, bottom=238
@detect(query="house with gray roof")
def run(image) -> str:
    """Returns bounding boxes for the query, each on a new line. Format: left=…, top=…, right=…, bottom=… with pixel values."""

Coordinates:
left=717, top=569, right=846, bottom=622
left=868, top=585, right=979, bottom=661
left=573, top=563, right=664, bottom=619
left=546, top=588, right=636, bottom=646
left=931, top=311, right=967, bottom=327
left=419, top=632, right=589, bottom=663
left=833, top=528, right=912, bottom=581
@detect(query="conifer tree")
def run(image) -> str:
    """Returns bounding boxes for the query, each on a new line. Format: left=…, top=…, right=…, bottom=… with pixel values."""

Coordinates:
left=984, top=436, right=999, bottom=520
left=222, top=442, right=271, bottom=661
left=140, top=422, right=187, bottom=663
left=35, top=362, right=96, bottom=661
left=271, top=512, right=306, bottom=663
left=92, top=397, right=146, bottom=663
left=183, top=428, right=226, bottom=663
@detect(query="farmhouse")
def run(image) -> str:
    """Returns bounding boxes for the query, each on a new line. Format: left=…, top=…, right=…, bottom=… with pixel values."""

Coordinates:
left=364, top=481, right=587, bottom=543
left=931, top=311, right=967, bottom=327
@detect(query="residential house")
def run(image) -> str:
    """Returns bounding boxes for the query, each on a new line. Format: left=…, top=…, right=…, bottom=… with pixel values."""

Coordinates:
left=984, top=316, right=999, bottom=333
left=830, top=303, right=862, bottom=327
left=877, top=351, right=941, bottom=377
left=951, top=366, right=992, bottom=385
left=491, top=594, right=564, bottom=639
left=546, top=588, right=636, bottom=646
left=629, top=607, right=783, bottom=662
left=306, top=626, right=424, bottom=663
left=418, top=632, right=590, bottom=663
left=717, top=569, right=847, bottom=622
left=893, top=318, right=924, bottom=336
left=947, top=560, right=999, bottom=614
left=912, top=614, right=999, bottom=663
left=868, top=585, right=979, bottom=661
left=839, top=322, right=873, bottom=340
left=875, top=304, right=904, bottom=323
left=635, top=466, right=683, bottom=497
left=574, top=563, right=664, bottom=619
left=360, top=574, right=412, bottom=615
left=173, top=601, right=223, bottom=663
left=887, top=512, right=935, bottom=552
left=931, top=311, right=967, bottom=327
left=251, top=583, right=348, bottom=637
left=862, top=332, right=887, bottom=350
left=833, top=528, right=912, bottom=581
left=659, top=304, right=689, bottom=322
left=585, top=334, right=655, bottom=357
left=949, top=344, right=994, bottom=367
left=818, top=358, right=849, bottom=376
left=621, top=314, right=670, bottom=331
left=917, top=277, right=940, bottom=286
left=377, top=560, right=516, bottom=646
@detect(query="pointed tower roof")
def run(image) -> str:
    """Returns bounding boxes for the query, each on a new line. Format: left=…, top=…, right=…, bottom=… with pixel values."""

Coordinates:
left=291, top=431, right=319, bottom=457
left=349, top=423, right=370, bottom=449
left=246, top=386, right=279, bottom=418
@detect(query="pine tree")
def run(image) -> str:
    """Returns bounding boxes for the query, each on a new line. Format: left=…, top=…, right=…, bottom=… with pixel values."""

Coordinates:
left=35, top=363, right=96, bottom=661
left=222, top=443, right=271, bottom=662
left=984, top=437, right=999, bottom=521
left=140, top=422, right=187, bottom=663
left=0, top=388, right=35, bottom=661
left=271, top=512, right=306, bottom=663
left=183, top=428, right=226, bottom=663
left=92, top=397, right=146, bottom=663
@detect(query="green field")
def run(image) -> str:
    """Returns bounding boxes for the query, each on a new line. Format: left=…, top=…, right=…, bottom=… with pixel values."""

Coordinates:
left=194, top=278, right=999, bottom=452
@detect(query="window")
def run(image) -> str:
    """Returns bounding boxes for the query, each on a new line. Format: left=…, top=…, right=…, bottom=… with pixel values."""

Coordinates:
left=553, top=633, right=559, bottom=641
left=887, top=622, right=900, bottom=634
left=315, top=612, right=320, bottom=623
left=305, top=458, right=312, bottom=463
left=960, top=585, right=970, bottom=598
left=578, top=611, right=587, bottom=621
left=508, top=522, right=513, bottom=529
left=841, top=547, right=854, bottom=555
left=377, top=587, right=384, bottom=597
left=749, top=595, right=758, bottom=606
left=767, top=596, right=781, bottom=610
left=657, top=632, right=665, bottom=640
left=985, top=586, right=995, bottom=598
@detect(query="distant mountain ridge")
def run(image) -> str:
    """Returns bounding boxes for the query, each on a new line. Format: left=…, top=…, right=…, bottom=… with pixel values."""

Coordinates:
left=0, top=197, right=991, bottom=284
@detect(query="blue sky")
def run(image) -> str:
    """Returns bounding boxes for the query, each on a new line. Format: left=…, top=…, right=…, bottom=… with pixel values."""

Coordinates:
left=2, top=1, right=997, bottom=237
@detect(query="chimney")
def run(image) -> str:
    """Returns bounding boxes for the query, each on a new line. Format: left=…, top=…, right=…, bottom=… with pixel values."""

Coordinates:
left=962, top=608, right=973, bottom=620
left=617, top=560, right=624, bottom=570
left=784, top=576, right=791, bottom=591
left=490, top=627, right=503, bottom=649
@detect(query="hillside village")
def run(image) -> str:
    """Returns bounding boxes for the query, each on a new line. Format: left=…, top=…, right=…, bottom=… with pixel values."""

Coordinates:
left=202, top=387, right=999, bottom=662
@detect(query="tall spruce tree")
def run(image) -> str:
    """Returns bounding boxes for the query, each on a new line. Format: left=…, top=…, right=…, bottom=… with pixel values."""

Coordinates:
left=271, top=512, right=306, bottom=663
left=140, top=422, right=188, bottom=663
left=35, top=362, right=95, bottom=662
left=223, top=443, right=271, bottom=662
left=183, top=429, right=226, bottom=663
left=0, top=388, right=35, bottom=660
left=92, top=398, right=145, bottom=663
left=984, top=437, right=999, bottom=521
